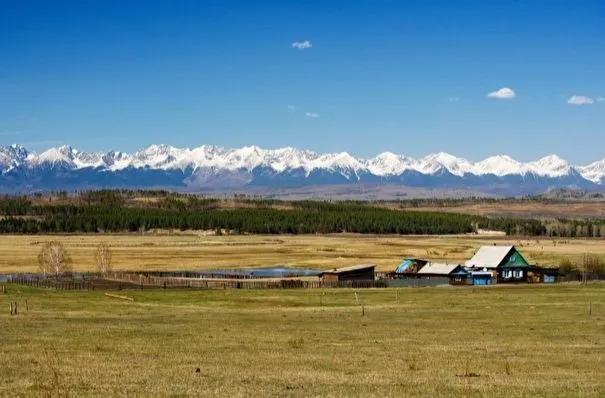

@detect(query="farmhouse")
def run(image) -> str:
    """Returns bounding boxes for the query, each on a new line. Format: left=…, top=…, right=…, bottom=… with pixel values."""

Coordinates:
left=319, top=264, right=375, bottom=283
left=383, top=245, right=558, bottom=287
left=464, top=245, right=558, bottom=284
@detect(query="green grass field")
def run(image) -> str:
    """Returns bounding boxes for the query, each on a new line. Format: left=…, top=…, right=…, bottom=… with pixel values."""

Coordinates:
left=2, top=283, right=605, bottom=397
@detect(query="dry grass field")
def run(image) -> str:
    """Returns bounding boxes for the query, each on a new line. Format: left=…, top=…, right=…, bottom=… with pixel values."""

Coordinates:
left=1, top=233, right=604, bottom=274
left=401, top=201, right=605, bottom=219
left=2, top=284, right=605, bottom=397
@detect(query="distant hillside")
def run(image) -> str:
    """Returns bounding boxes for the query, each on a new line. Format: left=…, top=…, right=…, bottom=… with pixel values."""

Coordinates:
left=536, top=188, right=605, bottom=201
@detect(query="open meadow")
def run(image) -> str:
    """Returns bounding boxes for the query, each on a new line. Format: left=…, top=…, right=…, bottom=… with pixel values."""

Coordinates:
left=399, top=200, right=605, bottom=219
left=1, top=233, right=604, bottom=274
left=2, top=283, right=605, bottom=397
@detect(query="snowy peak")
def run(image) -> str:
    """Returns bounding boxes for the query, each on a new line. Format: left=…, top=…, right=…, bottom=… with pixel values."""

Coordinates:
left=0, top=143, right=604, bottom=186
left=578, top=159, right=605, bottom=183
left=474, top=155, right=522, bottom=176
left=32, top=145, right=77, bottom=167
left=526, top=154, right=573, bottom=177
left=366, top=152, right=414, bottom=175
left=418, top=152, right=473, bottom=176
left=0, top=145, right=29, bottom=172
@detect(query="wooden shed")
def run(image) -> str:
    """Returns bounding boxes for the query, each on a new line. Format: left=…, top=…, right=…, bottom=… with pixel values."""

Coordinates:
left=319, top=264, right=376, bottom=283
left=416, top=262, right=465, bottom=285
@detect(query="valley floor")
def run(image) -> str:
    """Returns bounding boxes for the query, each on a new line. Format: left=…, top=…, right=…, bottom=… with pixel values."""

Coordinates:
left=1, top=284, right=604, bottom=397
left=1, top=233, right=604, bottom=274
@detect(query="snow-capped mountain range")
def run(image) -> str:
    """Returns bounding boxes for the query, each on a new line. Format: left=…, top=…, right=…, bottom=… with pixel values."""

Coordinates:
left=1, top=143, right=604, bottom=195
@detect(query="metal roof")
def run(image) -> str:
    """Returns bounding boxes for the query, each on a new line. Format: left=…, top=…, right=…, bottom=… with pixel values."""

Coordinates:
left=465, top=245, right=514, bottom=269
left=321, top=264, right=375, bottom=274
left=417, top=262, right=460, bottom=275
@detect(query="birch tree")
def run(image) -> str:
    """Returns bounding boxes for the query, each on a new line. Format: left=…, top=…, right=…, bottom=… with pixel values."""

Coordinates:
left=38, top=241, right=71, bottom=277
left=94, top=243, right=113, bottom=275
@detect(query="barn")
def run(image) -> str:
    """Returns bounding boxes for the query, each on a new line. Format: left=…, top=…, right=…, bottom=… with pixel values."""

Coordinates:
left=319, top=264, right=376, bottom=283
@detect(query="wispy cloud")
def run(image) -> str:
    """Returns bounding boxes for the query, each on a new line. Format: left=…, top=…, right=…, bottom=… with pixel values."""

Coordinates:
left=0, top=131, right=24, bottom=137
left=291, top=40, right=312, bottom=50
left=447, top=97, right=459, bottom=102
left=21, top=140, right=64, bottom=148
left=487, top=87, right=516, bottom=100
left=287, top=105, right=296, bottom=111
left=596, top=97, right=605, bottom=103
left=305, top=112, right=319, bottom=118
left=568, top=95, right=594, bottom=105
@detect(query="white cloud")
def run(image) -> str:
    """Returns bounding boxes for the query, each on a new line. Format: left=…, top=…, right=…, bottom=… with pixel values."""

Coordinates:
left=291, top=40, right=312, bottom=50
left=305, top=112, right=319, bottom=118
left=568, top=95, right=594, bottom=105
left=596, top=97, right=605, bottom=103
left=487, top=87, right=516, bottom=100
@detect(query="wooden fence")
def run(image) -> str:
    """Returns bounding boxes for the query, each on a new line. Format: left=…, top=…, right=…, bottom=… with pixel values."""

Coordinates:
left=106, top=272, right=388, bottom=289
left=8, top=277, right=139, bottom=291
left=8, top=273, right=387, bottom=291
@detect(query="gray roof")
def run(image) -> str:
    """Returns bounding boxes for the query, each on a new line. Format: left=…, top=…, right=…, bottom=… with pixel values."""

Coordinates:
left=465, top=245, right=513, bottom=269
left=417, top=262, right=460, bottom=275
left=322, top=264, right=375, bottom=274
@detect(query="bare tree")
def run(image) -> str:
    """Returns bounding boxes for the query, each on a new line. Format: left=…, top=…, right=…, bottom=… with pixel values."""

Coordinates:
left=94, top=243, right=113, bottom=275
left=38, top=241, right=72, bottom=278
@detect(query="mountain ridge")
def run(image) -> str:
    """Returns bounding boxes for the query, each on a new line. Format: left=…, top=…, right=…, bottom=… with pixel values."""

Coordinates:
left=1, top=143, right=604, bottom=194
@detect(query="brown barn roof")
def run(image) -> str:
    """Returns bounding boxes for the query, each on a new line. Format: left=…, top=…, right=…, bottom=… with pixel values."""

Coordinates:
left=321, top=264, right=375, bottom=274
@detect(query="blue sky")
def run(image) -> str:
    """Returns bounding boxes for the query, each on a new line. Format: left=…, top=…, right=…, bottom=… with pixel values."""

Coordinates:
left=1, top=0, right=604, bottom=163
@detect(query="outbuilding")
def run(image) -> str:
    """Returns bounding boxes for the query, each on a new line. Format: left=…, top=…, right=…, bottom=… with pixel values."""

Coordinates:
left=319, top=264, right=376, bottom=283
left=394, top=258, right=428, bottom=274
left=449, top=268, right=493, bottom=286
left=416, top=262, right=465, bottom=285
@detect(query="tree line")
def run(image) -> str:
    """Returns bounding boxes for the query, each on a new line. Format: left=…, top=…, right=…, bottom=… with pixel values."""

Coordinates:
left=1, top=191, right=605, bottom=237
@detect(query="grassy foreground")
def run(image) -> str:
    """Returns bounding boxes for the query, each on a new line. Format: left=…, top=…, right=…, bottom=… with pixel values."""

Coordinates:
left=2, top=284, right=605, bottom=397
left=2, top=234, right=605, bottom=274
